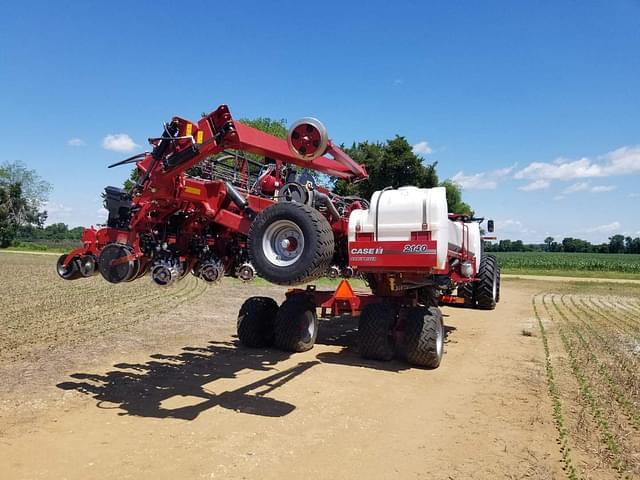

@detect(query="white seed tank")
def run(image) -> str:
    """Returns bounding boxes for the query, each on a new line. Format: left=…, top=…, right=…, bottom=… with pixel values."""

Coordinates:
left=447, top=218, right=481, bottom=271
left=348, top=186, right=481, bottom=271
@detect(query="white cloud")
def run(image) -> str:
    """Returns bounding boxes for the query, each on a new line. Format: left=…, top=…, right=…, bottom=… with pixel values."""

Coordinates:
left=586, top=221, right=621, bottom=234
left=393, top=78, right=404, bottom=86
left=450, top=164, right=516, bottom=190
left=553, top=195, right=565, bottom=201
left=628, top=193, right=640, bottom=198
left=496, top=219, right=538, bottom=240
left=97, top=207, right=108, bottom=219
left=562, top=181, right=617, bottom=194
left=590, top=185, right=616, bottom=193
left=412, top=141, right=432, bottom=156
left=102, top=133, right=139, bottom=153
left=67, top=138, right=86, bottom=147
left=514, top=145, right=640, bottom=181
left=518, top=179, right=550, bottom=191
left=563, top=181, right=590, bottom=194
left=43, top=202, right=73, bottom=223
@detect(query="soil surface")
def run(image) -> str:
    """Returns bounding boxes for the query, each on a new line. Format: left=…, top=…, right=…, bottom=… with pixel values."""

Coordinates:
left=1, top=252, right=562, bottom=479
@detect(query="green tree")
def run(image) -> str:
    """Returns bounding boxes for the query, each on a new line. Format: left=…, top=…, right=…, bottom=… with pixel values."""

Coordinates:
left=0, top=162, right=50, bottom=247
left=440, top=179, right=472, bottom=215
left=511, top=240, right=524, bottom=251
left=544, top=236, right=554, bottom=251
left=332, top=136, right=475, bottom=210
left=335, top=136, right=439, bottom=199
left=608, top=234, right=625, bottom=254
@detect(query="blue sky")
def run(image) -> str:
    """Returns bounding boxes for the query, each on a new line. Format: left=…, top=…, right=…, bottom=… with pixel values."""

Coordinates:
left=1, top=1, right=639, bottom=243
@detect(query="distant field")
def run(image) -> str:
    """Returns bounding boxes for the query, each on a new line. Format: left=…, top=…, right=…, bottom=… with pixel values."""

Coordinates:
left=495, top=251, right=640, bottom=278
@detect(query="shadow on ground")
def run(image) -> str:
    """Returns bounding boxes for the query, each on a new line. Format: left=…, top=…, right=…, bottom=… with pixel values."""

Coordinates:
left=57, top=316, right=458, bottom=419
left=57, top=341, right=317, bottom=421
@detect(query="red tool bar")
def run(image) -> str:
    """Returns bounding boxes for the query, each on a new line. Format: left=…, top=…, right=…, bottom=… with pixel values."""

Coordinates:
left=231, top=122, right=367, bottom=180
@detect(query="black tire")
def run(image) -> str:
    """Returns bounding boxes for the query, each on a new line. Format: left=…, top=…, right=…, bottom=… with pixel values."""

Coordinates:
left=56, top=254, right=82, bottom=280
left=495, top=264, right=501, bottom=303
left=476, top=255, right=498, bottom=310
left=98, top=243, right=138, bottom=284
left=358, top=303, right=396, bottom=361
left=248, top=202, right=334, bottom=286
left=237, top=296, right=279, bottom=348
left=403, top=306, right=444, bottom=368
left=459, top=282, right=476, bottom=308
left=274, top=295, right=318, bottom=352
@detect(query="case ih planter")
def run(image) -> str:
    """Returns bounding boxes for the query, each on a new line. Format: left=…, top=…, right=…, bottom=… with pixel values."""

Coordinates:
left=57, top=104, right=499, bottom=368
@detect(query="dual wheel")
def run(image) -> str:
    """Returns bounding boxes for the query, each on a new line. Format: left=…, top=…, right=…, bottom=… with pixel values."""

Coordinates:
left=56, top=254, right=99, bottom=280
left=460, top=255, right=501, bottom=310
left=237, top=294, right=318, bottom=352
left=358, top=303, right=444, bottom=368
left=237, top=295, right=445, bottom=369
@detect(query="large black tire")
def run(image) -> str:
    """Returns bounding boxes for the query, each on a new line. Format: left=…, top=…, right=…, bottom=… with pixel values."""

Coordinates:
left=476, top=255, right=498, bottom=310
left=273, top=295, right=318, bottom=352
left=237, top=296, right=279, bottom=347
left=403, top=306, right=444, bottom=368
left=495, top=264, right=501, bottom=303
left=248, top=202, right=334, bottom=286
left=459, top=282, right=476, bottom=308
left=358, top=303, right=396, bottom=361
left=56, top=254, right=82, bottom=280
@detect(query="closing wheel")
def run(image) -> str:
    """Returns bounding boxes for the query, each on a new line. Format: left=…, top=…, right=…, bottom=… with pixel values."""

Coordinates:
left=56, top=254, right=82, bottom=280
left=248, top=202, right=334, bottom=286
left=77, top=255, right=98, bottom=277
left=403, top=306, right=444, bottom=368
left=237, top=296, right=279, bottom=348
left=476, top=255, right=498, bottom=310
left=358, top=303, right=396, bottom=361
left=273, top=295, right=318, bottom=352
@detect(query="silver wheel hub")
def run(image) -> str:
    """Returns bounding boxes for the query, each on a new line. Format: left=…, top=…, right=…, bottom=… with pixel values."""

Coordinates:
left=262, top=220, right=305, bottom=267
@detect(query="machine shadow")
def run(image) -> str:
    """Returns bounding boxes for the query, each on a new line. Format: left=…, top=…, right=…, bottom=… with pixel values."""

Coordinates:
left=57, top=341, right=318, bottom=421
left=314, top=314, right=457, bottom=371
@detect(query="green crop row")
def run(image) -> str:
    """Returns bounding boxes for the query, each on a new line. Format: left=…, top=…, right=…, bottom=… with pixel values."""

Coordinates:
left=494, top=252, right=640, bottom=273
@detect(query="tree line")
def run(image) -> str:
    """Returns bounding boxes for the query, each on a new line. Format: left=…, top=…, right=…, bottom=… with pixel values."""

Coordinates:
left=485, top=235, right=640, bottom=254
left=0, top=161, right=50, bottom=247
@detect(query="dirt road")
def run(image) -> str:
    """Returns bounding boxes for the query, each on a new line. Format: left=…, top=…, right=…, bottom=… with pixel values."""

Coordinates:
left=1, top=253, right=561, bottom=479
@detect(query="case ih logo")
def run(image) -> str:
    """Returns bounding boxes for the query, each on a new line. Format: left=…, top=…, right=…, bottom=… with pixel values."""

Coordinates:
left=351, top=247, right=384, bottom=255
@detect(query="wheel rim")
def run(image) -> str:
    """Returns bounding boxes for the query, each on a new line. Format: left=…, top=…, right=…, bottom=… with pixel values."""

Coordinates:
left=436, top=318, right=444, bottom=358
left=262, top=219, right=305, bottom=267
left=492, top=273, right=497, bottom=301
left=300, top=310, right=316, bottom=343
